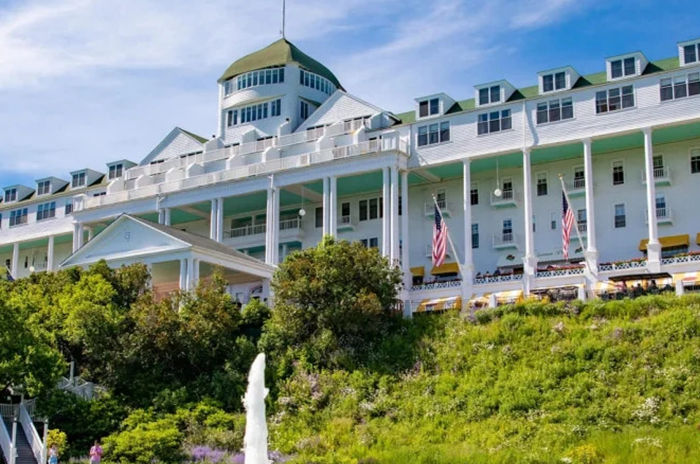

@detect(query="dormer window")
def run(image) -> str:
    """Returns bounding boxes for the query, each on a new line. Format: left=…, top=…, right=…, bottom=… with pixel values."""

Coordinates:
left=611, top=57, right=636, bottom=79
left=684, top=43, right=699, bottom=65
left=72, top=172, right=86, bottom=188
left=419, top=98, right=440, bottom=118
left=4, top=188, right=17, bottom=203
left=479, top=85, right=501, bottom=105
left=108, top=164, right=124, bottom=180
left=37, top=180, right=51, bottom=196
left=543, top=72, right=566, bottom=92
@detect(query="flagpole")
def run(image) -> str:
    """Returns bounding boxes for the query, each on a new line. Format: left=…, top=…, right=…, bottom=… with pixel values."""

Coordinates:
left=432, top=194, right=465, bottom=279
left=558, top=174, right=588, bottom=269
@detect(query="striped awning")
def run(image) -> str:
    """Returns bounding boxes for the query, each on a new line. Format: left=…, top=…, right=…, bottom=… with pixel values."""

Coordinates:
left=415, top=296, right=462, bottom=313
left=468, top=293, right=491, bottom=306
left=410, top=266, right=425, bottom=277
left=431, top=262, right=460, bottom=275
left=495, top=289, right=523, bottom=304
left=639, top=234, right=689, bottom=251
left=674, top=272, right=700, bottom=285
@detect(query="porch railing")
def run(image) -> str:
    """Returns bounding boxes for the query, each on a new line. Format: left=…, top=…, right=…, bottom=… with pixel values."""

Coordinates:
left=0, top=414, right=11, bottom=464
left=599, top=260, right=647, bottom=272
left=410, top=280, right=462, bottom=291
left=474, top=273, right=523, bottom=285
left=536, top=267, right=585, bottom=279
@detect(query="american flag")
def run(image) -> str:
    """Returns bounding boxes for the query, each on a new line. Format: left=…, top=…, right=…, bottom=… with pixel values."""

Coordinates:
left=561, top=191, right=575, bottom=260
left=432, top=203, right=447, bottom=268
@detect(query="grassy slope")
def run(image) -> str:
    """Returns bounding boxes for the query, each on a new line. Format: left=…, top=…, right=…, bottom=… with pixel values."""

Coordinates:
left=272, top=295, right=700, bottom=464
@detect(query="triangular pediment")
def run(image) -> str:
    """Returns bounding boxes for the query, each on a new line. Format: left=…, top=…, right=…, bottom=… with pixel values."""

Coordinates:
left=139, top=127, right=206, bottom=165
left=61, top=215, right=190, bottom=268
left=297, top=91, right=385, bottom=131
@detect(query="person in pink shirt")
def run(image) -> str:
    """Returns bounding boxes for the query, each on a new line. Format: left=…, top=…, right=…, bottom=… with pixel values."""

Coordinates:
left=89, top=441, right=103, bottom=464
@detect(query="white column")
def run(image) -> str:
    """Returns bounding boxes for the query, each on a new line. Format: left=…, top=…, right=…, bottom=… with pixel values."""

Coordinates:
left=382, top=167, right=390, bottom=257
left=272, top=188, right=280, bottom=264
left=179, top=258, right=188, bottom=290
left=209, top=199, right=218, bottom=240
left=11, top=243, right=19, bottom=278
left=216, top=197, right=224, bottom=242
left=47, top=236, right=55, bottom=272
left=401, top=171, right=410, bottom=286
left=582, top=138, right=598, bottom=271
left=329, top=176, right=338, bottom=237
left=390, top=165, right=400, bottom=264
left=265, top=188, right=273, bottom=264
left=73, top=223, right=84, bottom=252
left=158, top=209, right=165, bottom=224
left=187, top=257, right=196, bottom=290
left=86, top=226, right=94, bottom=242
left=322, top=177, right=330, bottom=236
left=521, top=149, right=536, bottom=294
left=462, top=159, right=474, bottom=285
left=643, top=127, right=661, bottom=271
left=164, top=208, right=171, bottom=226
left=282, top=243, right=289, bottom=261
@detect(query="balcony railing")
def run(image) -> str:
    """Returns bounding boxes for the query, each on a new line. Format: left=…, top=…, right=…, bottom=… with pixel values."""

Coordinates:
left=474, top=273, right=523, bottom=285
left=424, top=199, right=452, bottom=216
left=641, top=166, right=671, bottom=184
left=577, top=222, right=588, bottom=234
left=567, top=178, right=586, bottom=195
left=279, top=217, right=301, bottom=231
left=599, top=260, right=647, bottom=272
left=79, top=139, right=407, bottom=211
left=661, top=253, right=700, bottom=266
left=492, top=233, right=518, bottom=248
left=410, top=280, right=462, bottom=292
left=536, top=267, right=585, bottom=279
left=645, top=207, right=673, bottom=224
left=223, top=218, right=301, bottom=239
left=490, top=189, right=517, bottom=207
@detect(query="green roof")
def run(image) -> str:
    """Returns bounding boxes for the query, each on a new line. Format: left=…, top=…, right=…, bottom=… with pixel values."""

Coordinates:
left=393, top=56, right=682, bottom=125
left=218, top=38, right=343, bottom=89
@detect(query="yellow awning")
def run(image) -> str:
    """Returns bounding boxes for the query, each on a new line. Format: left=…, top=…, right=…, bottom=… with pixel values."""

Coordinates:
left=639, top=234, right=689, bottom=251
left=415, top=296, right=462, bottom=312
left=468, top=293, right=491, bottom=306
left=674, top=272, right=700, bottom=285
left=495, top=289, right=523, bottom=304
left=431, top=262, right=460, bottom=275
left=410, top=266, right=425, bottom=277
left=697, top=233, right=700, bottom=246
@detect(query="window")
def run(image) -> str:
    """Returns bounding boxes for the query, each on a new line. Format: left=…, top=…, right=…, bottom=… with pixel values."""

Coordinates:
left=359, top=197, right=383, bottom=221
left=536, top=97, right=573, bottom=124
left=577, top=209, right=587, bottom=227
left=550, top=212, right=557, bottom=230
left=573, top=166, right=585, bottom=189
left=417, top=122, right=449, bottom=146
left=655, top=193, right=666, bottom=213
left=419, top=98, right=440, bottom=117
left=502, top=219, right=513, bottom=240
left=65, top=202, right=73, bottom=215
left=596, top=86, right=634, bottom=114
left=532, top=214, right=536, bottom=233
left=653, top=155, right=664, bottom=171
left=226, top=109, right=237, bottom=127
left=299, top=70, right=334, bottom=95
left=231, top=100, right=279, bottom=126
left=691, top=149, right=700, bottom=174
left=72, top=172, right=86, bottom=188
left=108, top=164, right=123, bottom=180
left=614, top=204, right=626, bottom=228
left=270, top=100, right=281, bottom=117
left=9, top=208, right=28, bottom=227
left=536, top=173, right=548, bottom=196
left=660, top=73, right=700, bottom=101
left=232, top=67, right=284, bottom=93
left=315, top=207, right=323, bottom=228
left=478, top=85, right=501, bottom=105
left=470, top=185, right=479, bottom=206
left=684, top=44, right=699, bottom=65
left=300, top=101, right=309, bottom=120
left=360, top=238, right=379, bottom=249
left=37, top=180, right=51, bottom=195
left=612, top=161, right=624, bottom=185
left=611, top=57, right=636, bottom=78
left=543, top=71, right=566, bottom=92
left=4, top=188, right=17, bottom=203
left=471, top=223, right=479, bottom=249
left=93, top=192, right=106, bottom=197
left=478, top=109, right=512, bottom=135
left=37, top=202, right=56, bottom=221
left=502, top=178, right=513, bottom=196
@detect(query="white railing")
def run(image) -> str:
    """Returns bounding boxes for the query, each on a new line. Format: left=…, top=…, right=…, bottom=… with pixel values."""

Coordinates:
left=599, top=260, right=647, bottom=272
left=492, top=233, right=518, bottom=248
left=474, top=273, right=523, bottom=285
left=536, top=267, right=585, bottom=278
left=0, top=404, right=16, bottom=418
left=570, top=178, right=586, bottom=191
left=19, top=402, right=44, bottom=464
left=661, top=254, right=700, bottom=266
left=276, top=123, right=347, bottom=148
left=339, top=215, right=352, bottom=226
left=641, top=166, right=670, bottom=182
left=424, top=199, right=451, bottom=215
left=279, top=218, right=301, bottom=231
left=225, top=223, right=266, bottom=239
left=410, top=280, right=462, bottom=291
left=0, top=414, right=11, bottom=464
left=577, top=222, right=587, bottom=233
left=84, top=139, right=408, bottom=211
left=645, top=207, right=672, bottom=223
left=490, top=189, right=516, bottom=205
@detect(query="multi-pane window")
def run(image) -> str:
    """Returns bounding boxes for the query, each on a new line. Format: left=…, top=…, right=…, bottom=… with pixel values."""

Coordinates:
left=419, top=98, right=440, bottom=117
left=550, top=212, right=557, bottom=230
left=543, top=71, right=566, bottom=92
left=4, top=188, right=17, bottom=203
left=478, top=109, right=512, bottom=135
left=471, top=224, right=479, bottom=249
left=536, top=97, right=573, bottom=124
left=417, top=122, right=450, bottom=146
left=596, top=86, right=634, bottom=114
left=691, top=149, right=700, bottom=174
left=655, top=194, right=666, bottom=214
left=229, top=99, right=281, bottom=126
left=315, top=207, right=323, bottom=228
left=612, top=161, right=624, bottom=185
left=37, top=180, right=51, bottom=195
left=65, top=202, right=73, bottom=215
left=226, top=109, right=237, bottom=127
left=577, top=209, right=587, bottom=228
left=478, top=85, right=501, bottom=105
left=72, top=172, right=86, bottom=188
left=108, top=164, right=123, bottom=180
left=300, top=101, right=309, bottom=121
left=227, top=67, right=284, bottom=95
left=359, top=238, right=379, bottom=249
left=684, top=43, right=699, bottom=65
left=660, top=73, right=700, bottom=101
left=470, top=185, right=479, bottom=206
left=270, top=99, right=282, bottom=117
left=299, top=70, right=335, bottom=95
left=9, top=208, right=28, bottom=227
left=359, top=198, right=383, bottom=221
left=573, top=166, right=585, bottom=189
left=536, top=173, right=548, bottom=196
left=341, top=202, right=350, bottom=222
left=37, top=202, right=56, bottom=221
left=614, top=204, right=626, bottom=228
left=611, top=57, right=636, bottom=79
left=502, top=219, right=513, bottom=240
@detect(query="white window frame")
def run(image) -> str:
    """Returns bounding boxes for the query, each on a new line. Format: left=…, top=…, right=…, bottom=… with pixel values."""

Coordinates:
left=477, top=85, right=501, bottom=106
left=536, top=97, right=574, bottom=125
left=542, top=71, right=567, bottom=93
left=610, top=56, right=637, bottom=80
left=470, top=181, right=479, bottom=206
left=72, top=172, right=86, bottom=189
left=681, top=42, right=700, bottom=66
left=573, top=165, right=585, bottom=189
left=611, top=159, right=625, bottom=186
left=613, top=202, right=627, bottom=229
left=418, top=98, right=440, bottom=118
left=477, top=109, right=513, bottom=136
left=359, top=196, right=383, bottom=222
left=596, top=85, right=636, bottom=114
left=690, top=147, right=700, bottom=174
left=550, top=212, right=557, bottom=230
left=660, top=71, right=700, bottom=102
left=536, top=172, right=548, bottom=197
left=417, top=121, right=450, bottom=147
left=4, top=188, right=17, bottom=203
left=471, top=222, right=480, bottom=249
left=108, top=164, right=124, bottom=180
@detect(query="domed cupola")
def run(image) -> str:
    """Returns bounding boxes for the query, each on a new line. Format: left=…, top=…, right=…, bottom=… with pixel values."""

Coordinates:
left=218, top=39, right=344, bottom=142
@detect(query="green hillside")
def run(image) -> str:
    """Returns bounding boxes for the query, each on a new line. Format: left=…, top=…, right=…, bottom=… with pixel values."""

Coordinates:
left=272, top=295, right=700, bottom=464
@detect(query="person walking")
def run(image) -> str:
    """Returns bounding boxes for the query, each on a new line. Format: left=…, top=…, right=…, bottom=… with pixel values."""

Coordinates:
left=48, top=444, right=58, bottom=464
left=89, top=441, right=103, bottom=464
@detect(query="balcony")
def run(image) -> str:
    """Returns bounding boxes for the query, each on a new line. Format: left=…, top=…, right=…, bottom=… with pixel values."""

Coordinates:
left=424, top=199, right=453, bottom=217
left=645, top=207, right=673, bottom=225
left=492, top=233, right=519, bottom=249
left=641, top=166, right=671, bottom=185
left=567, top=178, right=586, bottom=196
left=222, top=218, right=303, bottom=248
left=338, top=215, right=355, bottom=231
left=490, top=189, right=517, bottom=208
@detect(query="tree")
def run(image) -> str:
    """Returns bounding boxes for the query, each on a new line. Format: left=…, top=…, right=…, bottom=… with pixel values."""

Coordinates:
left=261, top=237, right=403, bottom=372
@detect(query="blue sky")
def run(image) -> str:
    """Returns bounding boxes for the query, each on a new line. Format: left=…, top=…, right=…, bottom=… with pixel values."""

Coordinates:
left=0, top=0, right=698, bottom=189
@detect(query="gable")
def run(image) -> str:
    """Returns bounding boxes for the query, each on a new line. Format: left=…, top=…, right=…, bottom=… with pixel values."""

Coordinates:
left=140, top=129, right=205, bottom=165
left=297, top=91, right=383, bottom=131
left=61, top=216, right=190, bottom=268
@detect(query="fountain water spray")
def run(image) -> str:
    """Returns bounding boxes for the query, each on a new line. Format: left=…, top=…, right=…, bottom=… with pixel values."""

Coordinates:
left=243, top=353, right=270, bottom=464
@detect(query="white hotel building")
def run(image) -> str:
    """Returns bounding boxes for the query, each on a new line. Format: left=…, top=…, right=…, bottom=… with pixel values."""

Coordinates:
left=2, top=38, right=700, bottom=311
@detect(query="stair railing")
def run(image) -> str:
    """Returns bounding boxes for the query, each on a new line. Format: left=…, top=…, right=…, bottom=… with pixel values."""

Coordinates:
left=0, top=413, right=13, bottom=464
left=19, top=402, right=45, bottom=464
